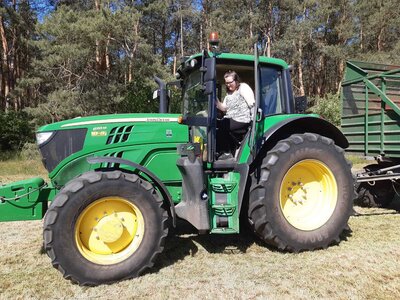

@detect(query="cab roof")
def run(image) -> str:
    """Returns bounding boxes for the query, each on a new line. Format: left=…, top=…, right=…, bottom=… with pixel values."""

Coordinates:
left=185, top=51, right=289, bottom=69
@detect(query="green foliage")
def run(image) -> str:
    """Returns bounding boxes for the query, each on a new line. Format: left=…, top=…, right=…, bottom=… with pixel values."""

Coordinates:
left=168, top=85, right=183, bottom=114
left=1, top=0, right=400, bottom=124
left=118, top=78, right=182, bottom=114
left=309, top=93, right=341, bottom=126
left=118, top=80, right=158, bottom=113
left=0, top=111, right=34, bottom=151
left=19, top=142, right=41, bottom=161
left=24, top=4, right=166, bottom=123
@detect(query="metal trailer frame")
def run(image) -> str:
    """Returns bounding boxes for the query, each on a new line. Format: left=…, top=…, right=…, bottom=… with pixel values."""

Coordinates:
left=341, top=60, right=400, bottom=201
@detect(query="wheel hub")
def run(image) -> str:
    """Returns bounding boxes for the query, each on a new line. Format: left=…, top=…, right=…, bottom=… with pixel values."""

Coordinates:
left=75, top=197, right=144, bottom=265
left=287, top=181, right=308, bottom=205
left=96, top=216, right=124, bottom=243
left=280, top=159, right=338, bottom=231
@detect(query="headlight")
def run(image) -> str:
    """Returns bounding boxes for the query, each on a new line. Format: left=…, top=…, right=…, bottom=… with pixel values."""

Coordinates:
left=36, top=131, right=54, bottom=146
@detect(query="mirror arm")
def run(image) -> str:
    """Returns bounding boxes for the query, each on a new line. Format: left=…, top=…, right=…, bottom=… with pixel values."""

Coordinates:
left=154, top=76, right=168, bottom=113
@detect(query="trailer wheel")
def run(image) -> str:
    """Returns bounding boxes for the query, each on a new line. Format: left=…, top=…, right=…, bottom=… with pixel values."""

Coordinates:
left=355, top=164, right=395, bottom=207
left=249, top=133, right=354, bottom=251
left=43, top=171, right=168, bottom=286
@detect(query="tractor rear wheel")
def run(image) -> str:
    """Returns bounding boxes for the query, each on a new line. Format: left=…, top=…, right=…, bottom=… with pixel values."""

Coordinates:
left=43, top=171, right=168, bottom=285
left=249, top=133, right=354, bottom=251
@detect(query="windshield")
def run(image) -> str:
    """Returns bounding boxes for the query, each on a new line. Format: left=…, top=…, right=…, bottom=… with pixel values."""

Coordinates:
left=182, top=68, right=209, bottom=118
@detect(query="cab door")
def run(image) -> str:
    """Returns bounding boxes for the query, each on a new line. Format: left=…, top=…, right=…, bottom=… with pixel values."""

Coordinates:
left=248, top=46, right=261, bottom=157
left=201, top=53, right=217, bottom=162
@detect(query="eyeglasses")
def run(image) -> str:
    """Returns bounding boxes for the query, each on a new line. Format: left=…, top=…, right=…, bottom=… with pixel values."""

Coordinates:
left=225, top=80, right=235, bottom=85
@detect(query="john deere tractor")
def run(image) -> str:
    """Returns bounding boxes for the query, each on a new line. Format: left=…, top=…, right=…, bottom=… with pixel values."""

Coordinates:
left=0, top=37, right=354, bottom=285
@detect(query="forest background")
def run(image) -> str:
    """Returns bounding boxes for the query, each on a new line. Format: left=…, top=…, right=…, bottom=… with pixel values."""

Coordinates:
left=0, top=0, right=400, bottom=152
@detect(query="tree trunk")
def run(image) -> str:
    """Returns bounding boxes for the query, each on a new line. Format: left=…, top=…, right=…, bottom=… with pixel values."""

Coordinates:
left=94, top=0, right=107, bottom=73
left=0, top=15, right=10, bottom=111
left=161, top=23, right=166, bottom=64
left=336, top=60, right=345, bottom=94
left=95, top=0, right=101, bottom=10
left=317, top=55, right=326, bottom=97
left=360, top=22, right=363, bottom=51
left=263, top=2, right=273, bottom=57
left=180, top=9, right=184, bottom=57
left=199, top=23, right=203, bottom=52
left=173, top=56, right=177, bottom=76
left=297, top=41, right=305, bottom=97
left=377, top=26, right=384, bottom=51
left=106, top=33, right=111, bottom=75
left=249, top=1, right=253, bottom=39
left=128, top=61, right=132, bottom=82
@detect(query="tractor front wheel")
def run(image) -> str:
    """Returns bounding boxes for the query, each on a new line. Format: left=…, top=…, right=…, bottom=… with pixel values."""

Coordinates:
left=43, top=171, right=168, bottom=285
left=249, top=133, right=354, bottom=251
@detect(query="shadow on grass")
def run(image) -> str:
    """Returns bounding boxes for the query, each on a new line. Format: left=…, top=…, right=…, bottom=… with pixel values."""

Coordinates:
left=354, top=210, right=400, bottom=216
left=147, top=218, right=272, bottom=274
left=148, top=218, right=353, bottom=275
left=353, top=197, right=400, bottom=216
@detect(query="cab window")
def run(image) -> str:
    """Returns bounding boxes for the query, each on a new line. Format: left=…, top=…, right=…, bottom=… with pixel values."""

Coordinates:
left=260, top=66, right=282, bottom=115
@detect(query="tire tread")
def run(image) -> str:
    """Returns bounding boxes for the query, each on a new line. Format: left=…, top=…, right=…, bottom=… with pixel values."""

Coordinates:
left=43, top=170, right=168, bottom=285
left=248, top=133, right=353, bottom=252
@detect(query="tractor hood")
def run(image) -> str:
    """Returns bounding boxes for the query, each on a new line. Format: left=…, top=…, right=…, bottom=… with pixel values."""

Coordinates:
left=36, top=113, right=188, bottom=177
left=38, top=113, right=181, bottom=132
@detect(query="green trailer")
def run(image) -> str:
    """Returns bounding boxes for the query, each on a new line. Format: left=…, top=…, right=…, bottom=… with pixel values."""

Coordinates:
left=341, top=60, right=400, bottom=207
left=0, top=36, right=354, bottom=285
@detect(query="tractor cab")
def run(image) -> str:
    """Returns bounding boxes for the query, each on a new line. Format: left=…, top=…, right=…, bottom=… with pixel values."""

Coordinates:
left=174, top=39, right=295, bottom=233
left=178, top=49, right=294, bottom=165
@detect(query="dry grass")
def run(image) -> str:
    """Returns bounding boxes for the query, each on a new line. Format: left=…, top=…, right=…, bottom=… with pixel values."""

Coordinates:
left=0, top=158, right=47, bottom=184
left=1, top=160, right=400, bottom=299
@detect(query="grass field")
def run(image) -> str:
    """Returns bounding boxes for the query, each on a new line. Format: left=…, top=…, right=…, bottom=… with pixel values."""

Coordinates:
left=1, top=159, right=400, bottom=299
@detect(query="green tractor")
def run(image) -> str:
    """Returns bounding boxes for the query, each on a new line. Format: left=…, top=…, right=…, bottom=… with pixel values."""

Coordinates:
left=0, top=39, right=354, bottom=285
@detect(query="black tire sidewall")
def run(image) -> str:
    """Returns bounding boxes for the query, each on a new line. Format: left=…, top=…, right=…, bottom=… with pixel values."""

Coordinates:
left=47, top=172, right=165, bottom=284
left=255, top=135, right=353, bottom=250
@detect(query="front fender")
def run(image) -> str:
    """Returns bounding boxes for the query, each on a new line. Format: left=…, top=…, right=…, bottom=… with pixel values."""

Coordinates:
left=87, top=156, right=176, bottom=227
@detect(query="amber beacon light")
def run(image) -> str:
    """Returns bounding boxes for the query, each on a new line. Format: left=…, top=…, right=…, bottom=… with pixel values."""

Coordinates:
left=209, top=32, right=219, bottom=48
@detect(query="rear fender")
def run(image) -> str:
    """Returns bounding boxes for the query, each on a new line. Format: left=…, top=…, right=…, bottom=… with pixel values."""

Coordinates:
left=252, top=116, right=348, bottom=167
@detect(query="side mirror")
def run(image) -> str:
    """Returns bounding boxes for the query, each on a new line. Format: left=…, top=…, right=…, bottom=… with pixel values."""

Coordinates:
left=295, top=96, right=307, bottom=113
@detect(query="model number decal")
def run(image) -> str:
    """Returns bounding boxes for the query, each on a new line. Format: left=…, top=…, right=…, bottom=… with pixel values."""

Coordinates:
left=91, top=131, right=107, bottom=137
left=93, top=126, right=107, bottom=131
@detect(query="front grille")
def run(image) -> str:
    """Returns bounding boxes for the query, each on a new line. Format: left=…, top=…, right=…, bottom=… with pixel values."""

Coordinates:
left=39, top=129, right=87, bottom=173
left=106, top=125, right=134, bottom=144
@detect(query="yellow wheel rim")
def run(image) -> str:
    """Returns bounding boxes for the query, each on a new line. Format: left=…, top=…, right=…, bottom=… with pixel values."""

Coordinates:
left=279, top=159, right=338, bottom=231
left=75, top=197, right=144, bottom=265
